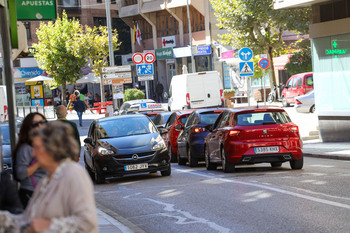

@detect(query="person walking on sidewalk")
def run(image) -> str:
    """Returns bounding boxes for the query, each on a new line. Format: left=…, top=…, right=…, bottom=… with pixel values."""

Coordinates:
left=56, top=105, right=81, bottom=161
left=11, top=112, right=48, bottom=209
left=0, top=121, right=98, bottom=233
left=73, top=95, right=87, bottom=127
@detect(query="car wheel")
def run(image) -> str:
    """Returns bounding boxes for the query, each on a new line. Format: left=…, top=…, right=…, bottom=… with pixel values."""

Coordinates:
left=205, top=146, right=217, bottom=170
left=267, top=94, right=274, bottom=104
left=290, top=157, right=303, bottom=170
left=177, top=150, right=187, bottom=165
left=221, top=147, right=235, bottom=173
left=85, top=164, right=95, bottom=181
left=188, top=146, right=198, bottom=167
left=161, top=164, right=171, bottom=176
left=310, top=105, right=315, bottom=113
left=169, top=145, right=177, bottom=163
left=94, top=169, right=105, bottom=184
left=282, top=96, right=290, bottom=107
left=271, top=162, right=282, bottom=168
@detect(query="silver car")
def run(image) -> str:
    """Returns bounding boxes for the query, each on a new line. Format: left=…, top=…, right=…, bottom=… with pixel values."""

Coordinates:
left=295, top=90, right=315, bottom=113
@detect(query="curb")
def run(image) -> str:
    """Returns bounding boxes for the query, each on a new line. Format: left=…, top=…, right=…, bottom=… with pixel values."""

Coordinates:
left=303, top=153, right=350, bottom=161
left=96, top=202, right=147, bottom=233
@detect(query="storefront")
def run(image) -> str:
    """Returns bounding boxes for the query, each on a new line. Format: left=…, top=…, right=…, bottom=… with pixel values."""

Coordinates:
left=155, top=47, right=174, bottom=94
left=25, top=76, right=54, bottom=106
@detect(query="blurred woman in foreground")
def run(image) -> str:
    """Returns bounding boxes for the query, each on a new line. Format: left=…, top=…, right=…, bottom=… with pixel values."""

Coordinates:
left=0, top=121, right=97, bottom=233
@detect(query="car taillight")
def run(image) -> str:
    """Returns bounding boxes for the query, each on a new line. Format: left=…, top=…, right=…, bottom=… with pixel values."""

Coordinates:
left=220, top=89, right=224, bottom=101
left=229, top=130, right=240, bottom=136
left=289, top=126, right=299, bottom=133
left=296, top=99, right=302, bottom=105
left=186, top=93, right=190, bottom=105
left=192, top=127, right=206, bottom=133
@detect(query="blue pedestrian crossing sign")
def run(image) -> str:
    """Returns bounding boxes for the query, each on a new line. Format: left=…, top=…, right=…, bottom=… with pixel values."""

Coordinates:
left=239, top=47, right=253, bottom=61
left=239, top=62, right=254, bottom=76
left=137, top=64, right=154, bottom=75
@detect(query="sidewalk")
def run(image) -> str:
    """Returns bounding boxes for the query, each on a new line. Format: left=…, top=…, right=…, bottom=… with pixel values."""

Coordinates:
left=67, top=108, right=350, bottom=233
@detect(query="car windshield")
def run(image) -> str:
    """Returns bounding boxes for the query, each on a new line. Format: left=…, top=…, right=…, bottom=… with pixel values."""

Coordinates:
left=199, top=112, right=221, bottom=125
left=0, top=125, right=10, bottom=145
left=97, top=117, right=157, bottom=139
left=153, top=113, right=171, bottom=125
left=236, top=111, right=291, bottom=126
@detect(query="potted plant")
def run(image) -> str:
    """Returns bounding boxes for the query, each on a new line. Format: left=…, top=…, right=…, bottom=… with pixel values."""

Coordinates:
left=224, top=89, right=235, bottom=107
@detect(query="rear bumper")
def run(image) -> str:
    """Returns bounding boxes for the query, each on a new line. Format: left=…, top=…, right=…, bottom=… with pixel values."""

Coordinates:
left=226, top=139, right=303, bottom=164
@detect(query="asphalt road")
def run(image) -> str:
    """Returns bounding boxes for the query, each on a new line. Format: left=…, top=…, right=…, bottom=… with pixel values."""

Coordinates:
left=90, top=159, right=350, bottom=233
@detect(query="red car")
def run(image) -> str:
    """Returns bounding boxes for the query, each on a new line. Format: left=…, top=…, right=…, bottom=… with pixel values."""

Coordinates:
left=281, top=72, right=313, bottom=107
left=205, top=107, right=303, bottom=172
left=163, top=110, right=195, bottom=162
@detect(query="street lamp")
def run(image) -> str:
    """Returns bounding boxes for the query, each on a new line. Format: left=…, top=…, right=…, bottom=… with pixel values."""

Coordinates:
left=186, top=0, right=196, bottom=73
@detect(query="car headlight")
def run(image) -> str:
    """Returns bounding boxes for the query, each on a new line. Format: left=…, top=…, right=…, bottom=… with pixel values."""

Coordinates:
left=152, top=139, right=167, bottom=151
left=98, top=147, right=114, bottom=155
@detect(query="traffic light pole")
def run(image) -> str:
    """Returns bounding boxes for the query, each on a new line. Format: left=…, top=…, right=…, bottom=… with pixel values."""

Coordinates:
left=0, top=5, right=17, bottom=171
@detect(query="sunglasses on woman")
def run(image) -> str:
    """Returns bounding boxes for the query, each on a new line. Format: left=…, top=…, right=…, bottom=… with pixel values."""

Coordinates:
left=32, top=119, right=48, bottom=128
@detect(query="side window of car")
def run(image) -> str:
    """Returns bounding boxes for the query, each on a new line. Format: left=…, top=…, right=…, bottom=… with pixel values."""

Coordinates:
left=297, top=77, right=302, bottom=88
left=166, top=113, right=176, bottom=127
left=153, top=115, right=160, bottom=125
left=185, top=113, right=195, bottom=127
left=89, top=123, right=96, bottom=141
left=286, top=78, right=292, bottom=89
left=306, top=76, right=313, bottom=86
left=213, top=112, right=226, bottom=130
left=292, top=78, right=298, bottom=88
left=219, top=112, right=230, bottom=128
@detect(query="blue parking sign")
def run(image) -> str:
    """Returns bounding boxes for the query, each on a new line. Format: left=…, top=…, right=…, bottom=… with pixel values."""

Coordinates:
left=137, top=64, right=154, bottom=75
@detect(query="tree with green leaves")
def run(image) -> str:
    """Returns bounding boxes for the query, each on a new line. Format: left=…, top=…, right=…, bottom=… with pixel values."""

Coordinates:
left=210, top=0, right=311, bottom=88
left=32, top=12, right=120, bottom=103
left=285, top=39, right=312, bottom=75
left=124, top=88, right=145, bottom=102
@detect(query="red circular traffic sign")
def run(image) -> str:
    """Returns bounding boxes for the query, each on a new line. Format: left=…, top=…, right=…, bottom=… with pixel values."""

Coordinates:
left=132, top=53, right=143, bottom=64
left=144, top=52, right=156, bottom=64
left=258, top=58, right=270, bottom=69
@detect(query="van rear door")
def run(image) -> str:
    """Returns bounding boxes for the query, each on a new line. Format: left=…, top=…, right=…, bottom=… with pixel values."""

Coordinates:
left=187, top=73, right=205, bottom=108
left=202, top=72, right=222, bottom=107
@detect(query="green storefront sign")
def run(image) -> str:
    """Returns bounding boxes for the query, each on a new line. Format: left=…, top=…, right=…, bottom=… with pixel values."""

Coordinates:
left=155, top=48, right=174, bottom=60
left=16, top=0, right=57, bottom=20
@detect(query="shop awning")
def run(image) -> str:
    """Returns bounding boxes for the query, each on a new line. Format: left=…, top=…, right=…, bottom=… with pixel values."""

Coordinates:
left=273, top=54, right=291, bottom=70
left=25, top=75, right=53, bottom=85
left=76, top=74, right=100, bottom=84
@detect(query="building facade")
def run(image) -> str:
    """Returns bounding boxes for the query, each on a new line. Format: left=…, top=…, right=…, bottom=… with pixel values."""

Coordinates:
left=275, top=0, right=350, bottom=142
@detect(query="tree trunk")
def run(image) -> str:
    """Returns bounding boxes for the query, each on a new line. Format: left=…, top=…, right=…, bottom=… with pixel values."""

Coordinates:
left=62, top=82, right=67, bottom=106
left=267, top=47, right=276, bottom=89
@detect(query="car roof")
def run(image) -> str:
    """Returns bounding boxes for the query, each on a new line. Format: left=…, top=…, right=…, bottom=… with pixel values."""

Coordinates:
left=97, top=114, right=148, bottom=123
left=192, top=108, right=226, bottom=114
left=290, top=72, right=313, bottom=78
left=176, top=109, right=196, bottom=116
left=226, top=107, right=286, bottom=114
left=123, top=99, right=155, bottom=105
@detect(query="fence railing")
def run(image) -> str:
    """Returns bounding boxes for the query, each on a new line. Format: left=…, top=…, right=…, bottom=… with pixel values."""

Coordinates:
left=16, top=106, right=56, bottom=119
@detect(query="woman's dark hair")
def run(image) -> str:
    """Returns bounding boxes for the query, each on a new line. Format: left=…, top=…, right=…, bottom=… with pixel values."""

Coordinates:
left=11, top=112, right=46, bottom=160
left=31, top=121, right=79, bottom=162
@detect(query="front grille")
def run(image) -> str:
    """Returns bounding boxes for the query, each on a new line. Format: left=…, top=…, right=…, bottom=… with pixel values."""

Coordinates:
left=113, top=151, right=155, bottom=165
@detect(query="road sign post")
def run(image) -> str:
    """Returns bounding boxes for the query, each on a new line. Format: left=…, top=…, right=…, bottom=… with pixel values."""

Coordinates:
left=258, top=58, right=270, bottom=105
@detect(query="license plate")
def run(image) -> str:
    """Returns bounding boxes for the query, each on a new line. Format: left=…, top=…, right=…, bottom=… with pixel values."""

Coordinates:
left=124, top=163, right=148, bottom=171
left=254, top=146, right=279, bottom=154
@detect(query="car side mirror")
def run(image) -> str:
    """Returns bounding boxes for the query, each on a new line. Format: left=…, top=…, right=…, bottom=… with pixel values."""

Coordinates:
left=84, top=137, right=93, bottom=144
left=175, top=124, right=183, bottom=131
left=158, top=128, right=168, bottom=135
left=205, top=125, right=213, bottom=132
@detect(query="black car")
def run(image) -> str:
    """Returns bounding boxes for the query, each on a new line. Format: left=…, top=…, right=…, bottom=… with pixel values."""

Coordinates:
left=177, top=108, right=225, bottom=167
left=83, top=114, right=171, bottom=184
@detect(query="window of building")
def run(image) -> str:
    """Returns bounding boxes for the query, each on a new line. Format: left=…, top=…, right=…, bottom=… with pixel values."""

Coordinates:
left=320, top=0, right=350, bottom=22
left=97, top=0, right=102, bottom=3
left=94, top=17, right=106, bottom=27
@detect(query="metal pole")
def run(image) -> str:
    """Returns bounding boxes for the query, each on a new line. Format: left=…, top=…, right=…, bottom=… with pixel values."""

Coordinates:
left=145, top=80, right=149, bottom=99
left=186, top=0, right=196, bottom=73
left=263, top=69, right=266, bottom=105
left=0, top=6, right=17, bottom=157
left=105, top=0, right=114, bottom=66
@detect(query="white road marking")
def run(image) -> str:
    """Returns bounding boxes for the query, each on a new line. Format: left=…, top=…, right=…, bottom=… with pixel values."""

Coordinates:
left=175, top=168, right=350, bottom=210
left=123, top=192, right=231, bottom=233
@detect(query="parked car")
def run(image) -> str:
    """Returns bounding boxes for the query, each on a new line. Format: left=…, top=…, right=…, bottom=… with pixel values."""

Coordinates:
left=168, top=71, right=224, bottom=111
left=205, top=107, right=303, bottom=173
left=177, top=108, right=225, bottom=167
left=116, top=99, right=155, bottom=115
left=281, top=72, right=313, bottom=107
left=295, top=90, right=315, bottom=113
left=163, top=110, right=195, bottom=162
left=152, top=112, right=172, bottom=128
left=1, top=117, right=23, bottom=170
left=83, top=114, right=171, bottom=184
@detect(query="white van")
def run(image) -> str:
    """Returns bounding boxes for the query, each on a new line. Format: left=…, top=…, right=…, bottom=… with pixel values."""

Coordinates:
left=168, top=71, right=224, bottom=111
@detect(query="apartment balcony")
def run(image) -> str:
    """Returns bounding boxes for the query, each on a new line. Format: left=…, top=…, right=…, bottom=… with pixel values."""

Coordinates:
left=58, top=0, right=81, bottom=14
left=118, top=0, right=140, bottom=17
